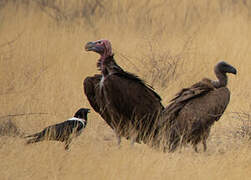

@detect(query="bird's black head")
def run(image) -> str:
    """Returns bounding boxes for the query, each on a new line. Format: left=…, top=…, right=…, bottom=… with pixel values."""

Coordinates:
left=74, top=108, right=90, bottom=120
left=216, top=61, right=237, bottom=75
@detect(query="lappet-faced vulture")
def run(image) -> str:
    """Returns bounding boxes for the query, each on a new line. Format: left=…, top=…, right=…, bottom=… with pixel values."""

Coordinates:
left=84, top=39, right=164, bottom=145
left=160, top=61, right=237, bottom=152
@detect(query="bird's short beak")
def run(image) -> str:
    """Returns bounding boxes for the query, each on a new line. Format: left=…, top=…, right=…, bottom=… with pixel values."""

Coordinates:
left=85, top=42, right=95, bottom=51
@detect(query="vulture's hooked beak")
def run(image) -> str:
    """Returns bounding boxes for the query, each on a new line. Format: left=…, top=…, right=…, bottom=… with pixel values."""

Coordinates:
left=229, top=66, right=237, bottom=75
left=85, top=41, right=96, bottom=51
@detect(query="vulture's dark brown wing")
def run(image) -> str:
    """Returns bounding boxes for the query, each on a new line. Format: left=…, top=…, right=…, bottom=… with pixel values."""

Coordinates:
left=84, top=74, right=102, bottom=113
left=112, top=71, right=162, bottom=101
left=83, top=74, right=115, bottom=129
left=168, top=85, right=231, bottom=127
left=161, top=79, right=231, bottom=151
left=103, top=55, right=162, bottom=101
left=170, top=79, right=215, bottom=103
left=104, top=74, right=164, bottom=117
left=103, top=73, right=164, bottom=142
left=164, top=79, right=215, bottom=118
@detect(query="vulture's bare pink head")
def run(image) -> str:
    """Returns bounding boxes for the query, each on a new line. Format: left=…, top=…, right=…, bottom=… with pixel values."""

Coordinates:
left=85, top=39, right=113, bottom=60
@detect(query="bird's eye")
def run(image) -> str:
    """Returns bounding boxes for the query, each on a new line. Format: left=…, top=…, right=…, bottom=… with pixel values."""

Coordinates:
left=98, top=41, right=103, bottom=44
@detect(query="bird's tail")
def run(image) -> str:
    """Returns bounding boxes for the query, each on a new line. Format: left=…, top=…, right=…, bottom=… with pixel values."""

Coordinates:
left=24, top=132, right=41, bottom=138
left=26, top=138, right=40, bottom=144
left=24, top=132, right=43, bottom=144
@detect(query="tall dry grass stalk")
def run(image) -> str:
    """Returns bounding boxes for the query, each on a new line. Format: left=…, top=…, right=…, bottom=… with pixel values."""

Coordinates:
left=0, top=0, right=251, bottom=179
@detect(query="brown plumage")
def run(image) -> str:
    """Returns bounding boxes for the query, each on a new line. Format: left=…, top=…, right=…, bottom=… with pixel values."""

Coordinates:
left=160, top=61, right=237, bottom=152
left=84, top=39, right=164, bottom=145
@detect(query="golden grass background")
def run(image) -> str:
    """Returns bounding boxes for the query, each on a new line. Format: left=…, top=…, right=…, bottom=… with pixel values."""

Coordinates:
left=0, top=0, right=251, bottom=179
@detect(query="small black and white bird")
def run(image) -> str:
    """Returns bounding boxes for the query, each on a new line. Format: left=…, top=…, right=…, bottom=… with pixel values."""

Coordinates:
left=25, top=108, right=90, bottom=150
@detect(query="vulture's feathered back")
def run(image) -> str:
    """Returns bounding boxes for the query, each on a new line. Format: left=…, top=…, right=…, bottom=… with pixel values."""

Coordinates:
left=160, top=61, right=237, bottom=152
left=84, top=39, right=164, bottom=144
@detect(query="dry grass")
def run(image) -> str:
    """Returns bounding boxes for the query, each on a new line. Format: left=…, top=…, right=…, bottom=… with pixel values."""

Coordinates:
left=0, top=0, right=251, bottom=179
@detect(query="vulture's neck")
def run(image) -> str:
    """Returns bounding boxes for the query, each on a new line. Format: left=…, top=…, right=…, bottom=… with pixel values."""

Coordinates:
left=100, top=55, right=123, bottom=77
left=97, top=56, right=112, bottom=76
left=212, top=67, right=227, bottom=88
